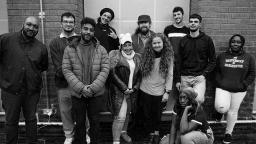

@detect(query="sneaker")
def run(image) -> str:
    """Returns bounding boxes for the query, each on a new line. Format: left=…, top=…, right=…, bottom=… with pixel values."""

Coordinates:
left=64, top=137, right=73, bottom=144
left=121, top=132, right=132, bottom=142
left=223, top=134, right=231, bottom=144
left=86, top=133, right=91, bottom=144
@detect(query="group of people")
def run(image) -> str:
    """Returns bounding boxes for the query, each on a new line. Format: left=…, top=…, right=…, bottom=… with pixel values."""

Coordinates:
left=0, top=6, right=255, bottom=144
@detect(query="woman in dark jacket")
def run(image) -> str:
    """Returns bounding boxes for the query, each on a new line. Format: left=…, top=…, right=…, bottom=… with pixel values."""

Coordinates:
left=109, top=33, right=141, bottom=144
left=214, top=34, right=255, bottom=144
left=95, top=8, right=119, bottom=53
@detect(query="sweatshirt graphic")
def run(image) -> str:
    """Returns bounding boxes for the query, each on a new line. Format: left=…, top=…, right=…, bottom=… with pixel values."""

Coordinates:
left=224, top=57, right=244, bottom=68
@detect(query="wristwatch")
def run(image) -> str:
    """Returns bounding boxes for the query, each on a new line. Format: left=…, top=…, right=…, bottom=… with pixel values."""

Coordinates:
left=165, top=89, right=171, bottom=94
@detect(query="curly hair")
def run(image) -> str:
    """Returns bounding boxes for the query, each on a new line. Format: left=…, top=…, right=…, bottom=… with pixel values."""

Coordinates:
left=141, top=33, right=174, bottom=78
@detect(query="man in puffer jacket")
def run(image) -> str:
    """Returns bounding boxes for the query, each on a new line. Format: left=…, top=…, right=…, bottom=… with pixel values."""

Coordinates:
left=62, top=17, right=110, bottom=144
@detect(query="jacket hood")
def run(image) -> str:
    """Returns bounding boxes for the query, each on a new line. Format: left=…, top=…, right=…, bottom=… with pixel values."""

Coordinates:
left=186, top=31, right=205, bottom=39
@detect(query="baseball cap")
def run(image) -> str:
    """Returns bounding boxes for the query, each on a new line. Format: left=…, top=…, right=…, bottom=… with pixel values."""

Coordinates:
left=138, top=15, right=151, bottom=23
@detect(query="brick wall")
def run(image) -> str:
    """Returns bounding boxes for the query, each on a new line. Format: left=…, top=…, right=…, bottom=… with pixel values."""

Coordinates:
left=7, top=0, right=84, bottom=120
left=5, top=0, right=256, bottom=120
left=190, top=0, right=256, bottom=119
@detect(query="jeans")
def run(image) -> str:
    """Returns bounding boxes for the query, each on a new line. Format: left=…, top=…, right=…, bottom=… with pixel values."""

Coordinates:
left=181, top=75, right=206, bottom=104
left=57, top=88, right=74, bottom=138
left=181, top=130, right=214, bottom=144
left=72, top=96, right=103, bottom=144
left=215, top=88, right=246, bottom=134
left=112, top=96, right=131, bottom=142
left=1, top=90, right=40, bottom=144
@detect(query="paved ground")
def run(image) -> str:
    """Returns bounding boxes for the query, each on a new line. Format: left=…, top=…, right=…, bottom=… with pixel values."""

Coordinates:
left=1, top=121, right=256, bottom=144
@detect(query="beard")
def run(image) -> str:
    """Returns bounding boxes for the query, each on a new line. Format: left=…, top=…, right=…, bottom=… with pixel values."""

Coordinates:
left=81, top=33, right=92, bottom=43
left=139, top=27, right=149, bottom=35
left=189, top=27, right=198, bottom=32
left=22, top=27, right=38, bottom=39
left=175, top=18, right=182, bottom=24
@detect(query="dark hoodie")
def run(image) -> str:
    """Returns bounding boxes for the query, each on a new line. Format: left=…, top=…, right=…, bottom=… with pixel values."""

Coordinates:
left=95, top=22, right=119, bottom=53
left=177, top=31, right=216, bottom=81
left=215, top=49, right=255, bottom=92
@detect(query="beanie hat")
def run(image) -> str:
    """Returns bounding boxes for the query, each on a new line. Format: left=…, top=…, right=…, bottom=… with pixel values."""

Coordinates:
left=180, top=87, right=198, bottom=100
left=120, top=33, right=132, bottom=45
left=100, top=8, right=115, bottom=20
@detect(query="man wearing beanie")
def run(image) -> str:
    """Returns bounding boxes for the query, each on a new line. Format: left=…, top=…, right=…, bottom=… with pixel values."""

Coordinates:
left=62, top=17, right=109, bottom=144
left=132, top=14, right=155, bottom=55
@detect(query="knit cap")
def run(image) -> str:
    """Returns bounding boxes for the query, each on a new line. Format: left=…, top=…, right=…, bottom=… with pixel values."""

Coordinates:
left=180, top=87, right=198, bottom=100
left=100, top=8, right=115, bottom=20
left=119, top=33, right=132, bottom=45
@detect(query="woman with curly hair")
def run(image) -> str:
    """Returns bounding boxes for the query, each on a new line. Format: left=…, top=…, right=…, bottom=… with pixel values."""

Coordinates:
left=139, top=33, right=174, bottom=144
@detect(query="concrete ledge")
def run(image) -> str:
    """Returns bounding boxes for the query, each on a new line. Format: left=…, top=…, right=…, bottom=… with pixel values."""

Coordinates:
left=14, top=120, right=256, bottom=126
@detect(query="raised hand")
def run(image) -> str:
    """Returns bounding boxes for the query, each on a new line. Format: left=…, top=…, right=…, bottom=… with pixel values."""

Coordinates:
left=108, top=29, right=118, bottom=39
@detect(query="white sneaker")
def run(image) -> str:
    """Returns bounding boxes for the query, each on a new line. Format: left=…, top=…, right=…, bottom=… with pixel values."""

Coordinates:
left=64, top=137, right=73, bottom=144
left=86, top=133, right=91, bottom=144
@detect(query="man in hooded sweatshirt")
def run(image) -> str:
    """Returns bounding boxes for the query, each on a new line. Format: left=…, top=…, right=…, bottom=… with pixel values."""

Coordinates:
left=176, top=14, right=216, bottom=104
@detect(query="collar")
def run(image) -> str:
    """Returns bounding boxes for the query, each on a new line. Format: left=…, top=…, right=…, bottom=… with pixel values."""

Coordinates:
left=173, top=22, right=186, bottom=28
left=139, top=31, right=151, bottom=39
left=121, top=50, right=135, bottom=60
left=79, top=38, right=93, bottom=46
left=19, top=30, right=35, bottom=43
left=59, top=32, right=77, bottom=38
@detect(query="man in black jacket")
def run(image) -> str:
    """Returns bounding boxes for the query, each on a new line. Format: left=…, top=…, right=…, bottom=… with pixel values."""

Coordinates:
left=49, top=12, right=79, bottom=144
left=176, top=14, right=216, bottom=104
left=0, top=16, right=48, bottom=144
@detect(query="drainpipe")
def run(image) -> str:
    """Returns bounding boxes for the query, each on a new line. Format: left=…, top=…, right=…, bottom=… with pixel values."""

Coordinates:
left=39, top=0, right=45, bottom=44
left=39, top=0, right=49, bottom=109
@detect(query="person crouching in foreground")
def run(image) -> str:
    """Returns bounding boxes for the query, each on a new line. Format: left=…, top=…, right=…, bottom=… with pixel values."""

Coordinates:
left=168, top=87, right=214, bottom=144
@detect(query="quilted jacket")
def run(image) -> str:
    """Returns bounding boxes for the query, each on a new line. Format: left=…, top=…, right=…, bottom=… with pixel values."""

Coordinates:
left=62, top=37, right=110, bottom=98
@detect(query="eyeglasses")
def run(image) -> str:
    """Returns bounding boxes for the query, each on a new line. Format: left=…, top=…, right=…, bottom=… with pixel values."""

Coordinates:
left=62, top=20, right=75, bottom=24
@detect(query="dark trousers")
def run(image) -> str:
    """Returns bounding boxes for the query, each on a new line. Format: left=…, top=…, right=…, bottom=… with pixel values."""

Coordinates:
left=140, top=90, right=163, bottom=134
left=71, top=96, right=102, bottom=144
left=1, top=90, right=40, bottom=144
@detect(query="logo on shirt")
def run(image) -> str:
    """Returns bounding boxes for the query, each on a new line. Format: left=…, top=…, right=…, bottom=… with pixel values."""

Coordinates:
left=224, top=57, right=244, bottom=68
